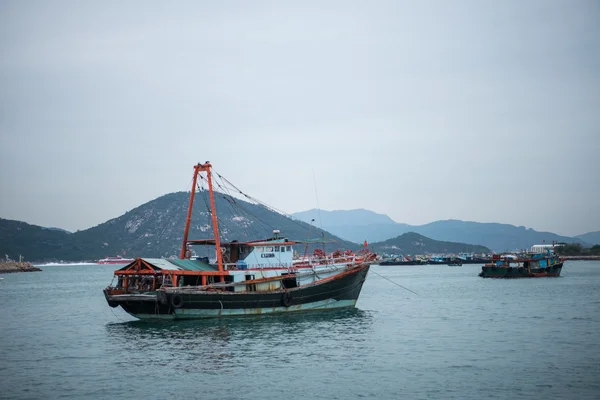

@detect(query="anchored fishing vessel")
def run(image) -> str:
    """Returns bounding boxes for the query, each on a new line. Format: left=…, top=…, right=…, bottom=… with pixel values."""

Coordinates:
left=478, top=251, right=563, bottom=278
left=103, top=162, right=376, bottom=319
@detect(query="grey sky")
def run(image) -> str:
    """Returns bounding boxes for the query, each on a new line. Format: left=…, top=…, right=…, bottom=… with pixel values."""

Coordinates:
left=1, top=0, right=599, bottom=237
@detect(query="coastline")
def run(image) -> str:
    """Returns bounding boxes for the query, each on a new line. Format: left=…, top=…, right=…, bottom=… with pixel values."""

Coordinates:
left=0, top=261, right=42, bottom=274
left=561, top=256, right=600, bottom=261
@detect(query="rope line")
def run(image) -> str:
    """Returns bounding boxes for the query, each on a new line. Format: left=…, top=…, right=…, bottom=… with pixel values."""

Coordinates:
left=370, top=270, right=420, bottom=296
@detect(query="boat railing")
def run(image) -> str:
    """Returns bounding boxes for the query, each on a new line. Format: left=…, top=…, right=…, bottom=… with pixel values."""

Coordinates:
left=167, top=264, right=347, bottom=292
left=306, top=254, right=375, bottom=266
left=223, top=254, right=374, bottom=270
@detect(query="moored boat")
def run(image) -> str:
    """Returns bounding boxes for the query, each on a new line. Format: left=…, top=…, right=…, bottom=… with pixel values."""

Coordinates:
left=97, top=256, right=135, bottom=265
left=457, top=253, right=491, bottom=264
left=379, top=255, right=416, bottom=266
left=103, top=162, right=376, bottom=319
left=478, top=251, right=563, bottom=278
left=447, top=257, right=462, bottom=266
left=428, top=255, right=447, bottom=265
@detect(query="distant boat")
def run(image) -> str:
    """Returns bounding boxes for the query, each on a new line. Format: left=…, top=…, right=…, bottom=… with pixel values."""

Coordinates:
left=103, top=162, right=376, bottom=319
left=447, top=258, right=462, bottom=266
left=97, top=256, right=135, bottom=265
left=379, top=255, right=416, bottom=266
left=458, top=253, right=491, bottom=264
left=478, top=251, right=563, bottom=278
left=428, top=256, right=447, bottom=265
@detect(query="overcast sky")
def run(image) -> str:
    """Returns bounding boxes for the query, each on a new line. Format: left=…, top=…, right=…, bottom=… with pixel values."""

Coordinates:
left=1, top=0, right=598, bottom=237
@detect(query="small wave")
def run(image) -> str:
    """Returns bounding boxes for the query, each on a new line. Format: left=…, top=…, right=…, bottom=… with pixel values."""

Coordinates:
left=33, top=262, right=98, bottom=266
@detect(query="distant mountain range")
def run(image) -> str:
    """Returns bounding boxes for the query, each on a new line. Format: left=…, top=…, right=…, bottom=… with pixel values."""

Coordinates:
left=575, top=231, right=600, bottom=246
left=292, top=209, right=595, bottom=252
left=1, top=192, right=502, bottom=262
left=4, top=196, right=595, bottom=262
left=369, top=232, right=490, bottom=255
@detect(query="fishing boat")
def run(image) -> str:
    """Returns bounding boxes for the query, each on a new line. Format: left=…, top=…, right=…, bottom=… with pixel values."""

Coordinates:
left=103, top=162, right=376, bottom=319
left=447, top=257, right=462, bottom=266
left=478, top=251, right=563, bottom=278
left=97, top=256, right=135, bottom=265
left=457, top=253, right=491, bottom=264
left=379, top=255, right=416, bottom=266
left=428, top=255, right=447, bottom=265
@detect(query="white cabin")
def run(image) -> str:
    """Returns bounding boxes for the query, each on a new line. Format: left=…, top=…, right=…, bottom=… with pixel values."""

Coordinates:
left=530, top=244, right=555, bottom=254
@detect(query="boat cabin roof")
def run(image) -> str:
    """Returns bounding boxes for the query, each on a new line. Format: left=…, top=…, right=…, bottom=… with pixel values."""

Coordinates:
left=117, top=258, right=218, bottom=272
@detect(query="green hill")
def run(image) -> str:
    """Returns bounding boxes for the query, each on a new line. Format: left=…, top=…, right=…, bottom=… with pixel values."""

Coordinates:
left=370, top=232, right=490, bottom=255
left=1, top=191, right=357, bottom=262
left=0, top=219, right=72, bottom=262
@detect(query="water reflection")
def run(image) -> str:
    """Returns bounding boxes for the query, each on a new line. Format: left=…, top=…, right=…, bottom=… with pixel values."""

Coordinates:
left=106, top=309, right=373, bottom=341
left=105, top=309, right=374, bottom=374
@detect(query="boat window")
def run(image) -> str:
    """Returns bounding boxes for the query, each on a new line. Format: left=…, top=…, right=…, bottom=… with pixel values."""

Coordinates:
left=256, top=247, right=263, bottom=252
left=245, top=274, right=256, bottom=292
left=287, top=246, right=291, bottom=251
left=280, top=246, right=285, bottom=252
left=265, top=246, right=273, bottom=252
left=274, top=246, right=280, bottom=252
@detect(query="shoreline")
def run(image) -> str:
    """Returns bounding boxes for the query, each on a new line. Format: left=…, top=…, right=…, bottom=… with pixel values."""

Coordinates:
left=0, top=262, right=42, bottom=274
left=561, top=256, right=600, bottom=261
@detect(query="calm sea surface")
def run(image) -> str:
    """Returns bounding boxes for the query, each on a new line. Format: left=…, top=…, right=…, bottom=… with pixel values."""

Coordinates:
left=1, top=262, right=599, bottom=400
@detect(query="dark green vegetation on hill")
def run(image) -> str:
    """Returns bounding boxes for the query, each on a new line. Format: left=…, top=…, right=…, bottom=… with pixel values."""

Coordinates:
left=369, top=232, right=490, bottom=255
left=293, top=209, right=591, bottom=252
left=554, top=243, right=600, bottom=256
left=0, top=219, right=71, bottom=262
left=1, top=191, right=360, bottom=262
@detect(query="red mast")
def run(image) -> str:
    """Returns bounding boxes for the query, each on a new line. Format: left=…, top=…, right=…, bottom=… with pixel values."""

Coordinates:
left=180, top=162, right=224, bottom=272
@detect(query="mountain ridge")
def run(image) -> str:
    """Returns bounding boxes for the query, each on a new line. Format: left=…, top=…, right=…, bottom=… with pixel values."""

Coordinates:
left=2, top=193, right=498, bottom=262
left=293, top=208, right=398, bottom=227
left=292, top=209, right=591, bottom=252
left=0, top=191, right=357, bottom=262
left=369, top=232, right=490, bottom=255
left=575, top=231, right=600, bottom=245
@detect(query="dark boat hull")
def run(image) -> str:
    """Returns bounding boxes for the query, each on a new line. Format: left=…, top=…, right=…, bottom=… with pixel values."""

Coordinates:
left=379, top=260, right=416, bottom=266
left=459, top=259, right=490, bottom=264
left=478, top=263, right=563, bottom=278
left=105, top=265, right=370, bottom=319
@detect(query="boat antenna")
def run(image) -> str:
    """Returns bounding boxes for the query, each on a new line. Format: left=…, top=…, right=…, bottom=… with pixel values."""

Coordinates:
left=312, top=168, right=326, bottom=253
left=304, top=218, right=315, bottom=258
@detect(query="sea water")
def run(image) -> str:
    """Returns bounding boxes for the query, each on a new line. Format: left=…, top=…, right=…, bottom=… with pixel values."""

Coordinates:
left=1, top=262, right=599, bottom=399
